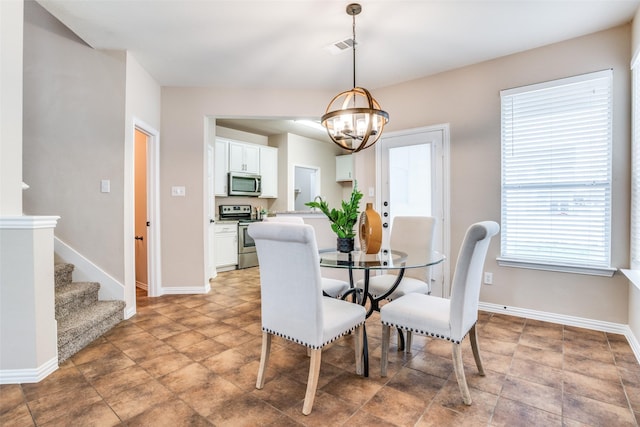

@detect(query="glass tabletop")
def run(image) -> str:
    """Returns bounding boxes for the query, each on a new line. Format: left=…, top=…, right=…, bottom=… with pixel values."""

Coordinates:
left=319, top=249, right=445, bottom=270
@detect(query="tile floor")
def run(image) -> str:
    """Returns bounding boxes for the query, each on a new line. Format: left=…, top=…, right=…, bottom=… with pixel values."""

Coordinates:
left=2, top=267, right=639, bottom=426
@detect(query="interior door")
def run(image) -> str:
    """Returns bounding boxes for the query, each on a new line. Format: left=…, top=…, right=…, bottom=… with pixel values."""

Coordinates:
left=134, top=129, right=149, bottom=292
left=378, top=126, right=448, bottom=297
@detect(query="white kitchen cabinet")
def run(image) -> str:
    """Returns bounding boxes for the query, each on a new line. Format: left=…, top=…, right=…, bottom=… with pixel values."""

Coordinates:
left=215, top=222, right=238, bottom=270
left=214, top=139, right=228, bottom=196
left=336, top=154, right=353, bottom=182
left=259, top=146, right=278, bottom=198
left=229, top=141, right=260, bottom=174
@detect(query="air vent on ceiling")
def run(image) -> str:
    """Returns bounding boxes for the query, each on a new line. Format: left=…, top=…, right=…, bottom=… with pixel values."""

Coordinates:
left=324, top=37, right=357, bottom=55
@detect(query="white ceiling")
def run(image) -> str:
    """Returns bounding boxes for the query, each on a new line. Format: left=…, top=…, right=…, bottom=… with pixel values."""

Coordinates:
left=37, top=0, right=639, bottom=92
left=36, top=0, right=639, bottom=140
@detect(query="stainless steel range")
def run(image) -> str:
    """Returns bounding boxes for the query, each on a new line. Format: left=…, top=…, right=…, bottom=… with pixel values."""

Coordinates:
left=219, top=205, right=260, bottom=269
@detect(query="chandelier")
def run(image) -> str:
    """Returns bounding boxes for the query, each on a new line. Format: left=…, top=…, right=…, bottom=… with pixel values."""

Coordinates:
left=321, top=3, right=389, bottom=153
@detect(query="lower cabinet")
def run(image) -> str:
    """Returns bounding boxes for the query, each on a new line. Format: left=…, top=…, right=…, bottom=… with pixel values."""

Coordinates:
left=215, top=223, right=238, bottom=270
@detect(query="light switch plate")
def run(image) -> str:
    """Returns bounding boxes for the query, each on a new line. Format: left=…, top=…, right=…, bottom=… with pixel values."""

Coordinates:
left=101, top=179, right=110, bottom=193
left=171, top=186, right=186, bottom=197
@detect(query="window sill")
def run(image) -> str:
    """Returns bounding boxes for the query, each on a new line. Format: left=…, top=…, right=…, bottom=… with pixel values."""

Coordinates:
left=496, top=257, right=616, bottom=277
left=620, top=269, right=640, bottom=291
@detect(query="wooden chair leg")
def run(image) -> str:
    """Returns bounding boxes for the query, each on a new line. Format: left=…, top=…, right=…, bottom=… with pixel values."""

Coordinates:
left=302, top=348, right=322, bottom=415
left=256, top=331, right=271, bottom=389
left=405, top=330, right=413, bottom=353
left=381, top=324, right=390, bottom=377
left=469, top=324, right=485, bottom=376
left=354, top=325, right=363, bottom=376
left=452, top=343, right=472, bottom=405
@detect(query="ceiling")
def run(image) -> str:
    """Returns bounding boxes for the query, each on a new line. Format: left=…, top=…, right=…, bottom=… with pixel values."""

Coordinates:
left=37, top=0, right=639, bottom=140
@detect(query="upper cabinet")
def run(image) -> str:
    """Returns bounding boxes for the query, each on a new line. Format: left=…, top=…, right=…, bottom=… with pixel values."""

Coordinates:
left=229, top=141, right=260, bottom=174
left=336, top=154, right=353, bottom=182
left=214, top=140, right=228, bottom=196
left=216, top=137, right=278, bottom=198
left=259, top=146, right=278, bottom=198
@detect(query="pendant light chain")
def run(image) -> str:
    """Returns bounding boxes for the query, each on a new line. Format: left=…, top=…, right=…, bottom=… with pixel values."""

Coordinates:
left=321, top=3, right=389, bottom=153
left=352, top=10, right=356, bottom=89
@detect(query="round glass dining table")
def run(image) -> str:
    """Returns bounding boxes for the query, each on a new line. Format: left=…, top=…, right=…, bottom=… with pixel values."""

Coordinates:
left=319, top=248, right=446, bottom=377
left=319, top=249, right=446, bottom=316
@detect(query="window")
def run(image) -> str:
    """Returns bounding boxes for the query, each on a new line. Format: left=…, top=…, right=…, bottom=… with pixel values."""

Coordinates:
left=499, top=70, right=614, bottom=276
left=631, top=58, right=640, bottom=270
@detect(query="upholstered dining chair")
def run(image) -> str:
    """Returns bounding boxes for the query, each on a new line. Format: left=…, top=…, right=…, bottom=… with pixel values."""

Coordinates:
left=356, top=216, right=436, bottom=300
left=248, top=221, right=366, bottom=415
left=264, top=215, right=349, bottom=298
left=379, top=221, right=500, bottom=405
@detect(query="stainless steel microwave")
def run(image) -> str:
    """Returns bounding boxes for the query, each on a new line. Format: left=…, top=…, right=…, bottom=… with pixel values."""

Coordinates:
left=228, top=172, right=261, bottom=196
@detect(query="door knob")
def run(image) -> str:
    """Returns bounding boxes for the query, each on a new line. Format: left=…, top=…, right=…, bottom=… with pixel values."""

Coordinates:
left=135, top=236, right=144, bottom=241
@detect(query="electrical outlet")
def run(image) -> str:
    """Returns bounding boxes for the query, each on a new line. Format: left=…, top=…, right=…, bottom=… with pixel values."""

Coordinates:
left=483, top=272, right=493, bottom=285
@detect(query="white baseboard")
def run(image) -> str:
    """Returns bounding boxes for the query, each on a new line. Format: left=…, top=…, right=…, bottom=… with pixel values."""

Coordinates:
left=0, top=356, right=58, bottom=384
left=54, top=237, right=125, bottom=303
left=627, top=326, right=640, bottom=364
left=479, top=302, right=640, bottom=364
left=136, top=281, right=148, bottom=291
left=160, top=282, right=211, bottom=295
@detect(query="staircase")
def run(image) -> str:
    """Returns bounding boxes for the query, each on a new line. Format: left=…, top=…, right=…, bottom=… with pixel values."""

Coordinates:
left=54, top=263, right=125, bottom=362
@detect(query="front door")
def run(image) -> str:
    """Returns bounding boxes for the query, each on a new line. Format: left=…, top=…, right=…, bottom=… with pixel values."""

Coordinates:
left=377, top=125, right=450, bottom=297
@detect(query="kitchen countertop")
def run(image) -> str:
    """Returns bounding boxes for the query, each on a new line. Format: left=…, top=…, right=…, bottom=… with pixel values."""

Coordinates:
left=215, top=219, right=239, bottom=224
left=274, top=211, right=325, bottom=215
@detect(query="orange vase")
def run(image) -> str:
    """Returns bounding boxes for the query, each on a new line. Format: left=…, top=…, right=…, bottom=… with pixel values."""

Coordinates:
left=359, top=203, right=382, bottom=254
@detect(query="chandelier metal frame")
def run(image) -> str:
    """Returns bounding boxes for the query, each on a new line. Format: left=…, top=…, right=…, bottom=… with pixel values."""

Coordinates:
left=321, top=3, right=389, bottom=153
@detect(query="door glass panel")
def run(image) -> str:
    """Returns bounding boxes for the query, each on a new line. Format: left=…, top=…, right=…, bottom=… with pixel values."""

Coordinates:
left=389, top=144, right=431, bottom=219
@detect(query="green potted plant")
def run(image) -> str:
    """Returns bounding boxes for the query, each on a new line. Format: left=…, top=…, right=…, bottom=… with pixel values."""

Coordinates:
left=305, top=183, right=364, bottom=252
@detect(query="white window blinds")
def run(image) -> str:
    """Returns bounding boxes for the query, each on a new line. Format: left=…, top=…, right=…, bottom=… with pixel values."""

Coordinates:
left=631, top=59, right=640, bottom=270
left=500, top=70, right=613, bottom=271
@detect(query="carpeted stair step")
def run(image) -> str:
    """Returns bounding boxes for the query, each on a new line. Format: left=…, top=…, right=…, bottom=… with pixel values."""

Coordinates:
left=57, top=299, right=126, bottom=362
left=55, top=281, right=100, bottom=320
left=54, top=263, right=74, bottom=288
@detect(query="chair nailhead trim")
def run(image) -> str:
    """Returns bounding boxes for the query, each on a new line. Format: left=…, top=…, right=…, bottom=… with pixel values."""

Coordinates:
left=381, top=320, right=475, bottom=345
left=262, top=320, right=365, bottom=350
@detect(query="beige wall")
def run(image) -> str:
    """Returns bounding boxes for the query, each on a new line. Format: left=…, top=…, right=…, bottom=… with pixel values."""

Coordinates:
left=634, top=7, right=640, bottom=62
left=0, top=0, right=24, bottom=215
left=629, top=8, right=640, bottom=347
left=20, top=0, right=635, bottom=326
left=123, top=52, right=162, bottom=308
left=361, top=25, right=632, bottom=323
left=161, top=26, right=633, bottom=324
left=22, top=1, right=127, bottom=281
left=22, top=3, right=161, bottom=314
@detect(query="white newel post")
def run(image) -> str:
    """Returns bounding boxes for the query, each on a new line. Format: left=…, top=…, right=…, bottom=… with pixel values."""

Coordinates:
left=0, top=216, right=60, bottom=383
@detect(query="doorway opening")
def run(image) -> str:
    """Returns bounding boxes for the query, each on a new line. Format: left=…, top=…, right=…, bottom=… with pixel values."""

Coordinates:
left=131, top=119, right=161, bottom=306
left=134, top=129, right=149, bottom=295
left=294, top=165, right=320, bottom=211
